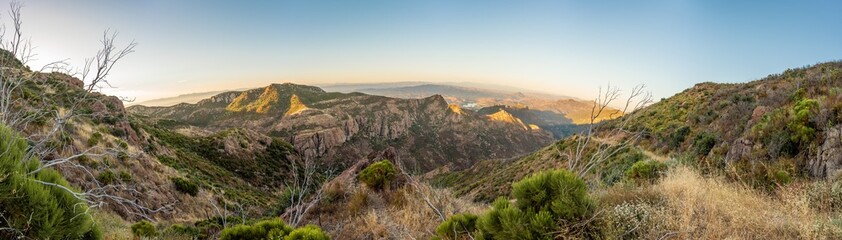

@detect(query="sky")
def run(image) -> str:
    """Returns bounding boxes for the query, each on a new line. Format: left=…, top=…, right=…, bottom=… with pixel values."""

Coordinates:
left=5, top=0, right=842, bottom=102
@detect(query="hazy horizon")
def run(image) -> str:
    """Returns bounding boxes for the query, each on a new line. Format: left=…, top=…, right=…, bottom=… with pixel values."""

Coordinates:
left=7, top=0, right=842, bottom=103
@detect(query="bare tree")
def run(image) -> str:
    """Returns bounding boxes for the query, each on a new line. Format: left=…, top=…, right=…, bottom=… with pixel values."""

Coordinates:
left=82, top=30, right=136, bottom=92
left=281, top=156, right=335, bottom=227
left=562, top=84, right=653, bottom=179
left=1, top=1, right=34, bottom=65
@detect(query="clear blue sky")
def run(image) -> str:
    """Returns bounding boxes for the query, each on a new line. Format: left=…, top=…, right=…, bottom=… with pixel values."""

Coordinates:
left=8, top=0, right=842, bottom=102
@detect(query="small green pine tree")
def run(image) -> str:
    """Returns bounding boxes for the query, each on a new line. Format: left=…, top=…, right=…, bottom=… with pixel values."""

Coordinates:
left=441, top=169, right=596, bottom=239
left=0, top=124, right=101, bottom=239
left=511, top=169, right=593, bottom=220
left=436, top=213, right=478, bottom=240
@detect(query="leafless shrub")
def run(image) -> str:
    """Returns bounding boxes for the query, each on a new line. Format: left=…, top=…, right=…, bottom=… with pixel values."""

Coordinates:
left=563, top=84, right=653, bottom=179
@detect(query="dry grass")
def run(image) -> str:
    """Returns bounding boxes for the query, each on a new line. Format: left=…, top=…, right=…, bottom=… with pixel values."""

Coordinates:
left=307, top=182, right=485, bottom=239
left=660, top=167, right=805, bottom=238
left=347, top=188, right=370, bottom=216
left=600, top=166, right=842, bottom=239
left=93, top=210, right=133, bottom=240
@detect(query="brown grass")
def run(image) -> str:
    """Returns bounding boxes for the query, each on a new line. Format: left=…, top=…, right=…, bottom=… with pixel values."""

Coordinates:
left=305, top=181, right=485, bottom=239
left=599, top=166, right=842, bottom=239
left=347, top=188, right=370, bottom=216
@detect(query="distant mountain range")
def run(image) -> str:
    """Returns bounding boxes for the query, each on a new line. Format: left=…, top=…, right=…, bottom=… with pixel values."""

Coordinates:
left=128, top=83, right=555, bottom=171
left=134, top=82, right=622, bottom=135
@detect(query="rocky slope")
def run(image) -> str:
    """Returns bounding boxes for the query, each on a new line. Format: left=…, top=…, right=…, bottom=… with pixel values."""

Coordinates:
left=0, top=49, right=313, bottom=223
left=128, top=83, right=554, bottom=171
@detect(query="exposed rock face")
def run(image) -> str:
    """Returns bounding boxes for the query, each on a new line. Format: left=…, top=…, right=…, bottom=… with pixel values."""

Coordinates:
left=292, top=125, right=355, bottom=159
left=751, top=106, right=769, bottom=122
left=34, top=72, right=84, bottom=88
left=129, top=84, right=554, bottom=171
left=813, top=125, right=842, bottom=179
left=725, top=138, right=754, bottom=163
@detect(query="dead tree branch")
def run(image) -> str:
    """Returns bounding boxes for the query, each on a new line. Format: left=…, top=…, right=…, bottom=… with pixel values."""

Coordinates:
left=564, top=84, right=653, bottom=180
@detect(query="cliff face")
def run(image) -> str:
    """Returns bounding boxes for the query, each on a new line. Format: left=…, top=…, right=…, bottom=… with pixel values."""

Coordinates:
left=129, top=84, right=554, bottom=171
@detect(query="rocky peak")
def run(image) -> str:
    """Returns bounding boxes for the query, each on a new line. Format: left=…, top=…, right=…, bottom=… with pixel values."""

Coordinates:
left=269, top=82, right=327, bottom=94
left=487, top=109, right=528, bottom=130
left=198, top=91, right=242, bottom=105
left=226, top=83, right=329, bottom=114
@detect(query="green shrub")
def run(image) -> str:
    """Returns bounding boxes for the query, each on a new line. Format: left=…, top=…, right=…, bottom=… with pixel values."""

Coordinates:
left=436, top=213, right=478, bottom=240
left=625, top=160, right=668, bottom=183
left=131, top=220, right=158, bottom=238
left=442, top=169, right=598, bottom=239
left=693, top=132, right=717, bottom=157
left=511, top=169, right=594, bottom=220
left=110, top=127, right=126, bottom=137
left=88, top=132, right=103, bottom=146
left=752, top=109, right=799, bottom=158
left=117, top=151, right=129, bottom=161
left=172, top=177, right=199, bottom=196
left=358, top=160, right=397, bottom=190
left=97, top=170, right=116, bottom=184
left=774, top=170, right=792, bottom=185
left=219, top=225, right=265, bottom=240
left=219, top=218, right=294, bottom=240
left=667, top=126, right=691, bottom=148
left=118, top=170, right=133, bottom=182
left=118, top=140, right=129, bottom=149
left=284, top=225, right=330, bottom=240
left=166, top=224, right=199, bottom=237
left=274, top=187, right=303, bottom=214
left=789, top=98, right=818, bottom=145
left=0, top=125, right=101, bottom=239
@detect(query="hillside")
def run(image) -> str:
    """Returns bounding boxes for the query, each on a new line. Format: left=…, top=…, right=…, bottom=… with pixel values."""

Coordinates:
left=439, top=61, right=842, bottom=200
left=0, top=54, right=288, bottom=223
left=423, top=62, right=842, bottom=239
left=7, top=50, right=842, bottom=240
left=128, top=83, right=554, bottom=172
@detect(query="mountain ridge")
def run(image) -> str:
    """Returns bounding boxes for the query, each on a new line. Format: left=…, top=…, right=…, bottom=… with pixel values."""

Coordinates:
left=128, top=83, right=555, bottom=171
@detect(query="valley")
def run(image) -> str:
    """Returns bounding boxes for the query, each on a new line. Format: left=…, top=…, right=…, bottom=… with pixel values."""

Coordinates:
left=1, top=1, right=841, bottom=239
